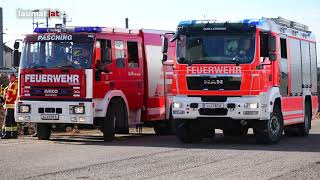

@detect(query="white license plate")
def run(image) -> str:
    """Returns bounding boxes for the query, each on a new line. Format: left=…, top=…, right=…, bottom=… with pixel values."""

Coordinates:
left=41, top=114, right=59, bottom=120
left=203, top=103, right=224, bottom=109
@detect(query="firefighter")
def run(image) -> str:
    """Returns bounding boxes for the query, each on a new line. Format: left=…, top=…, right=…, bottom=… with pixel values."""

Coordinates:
left=1, top=74, right=18, bottom=139
left=225, top=40, right=239, bottom=56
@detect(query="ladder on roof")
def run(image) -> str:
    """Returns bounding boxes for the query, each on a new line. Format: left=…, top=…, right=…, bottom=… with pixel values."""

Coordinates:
left=265, top=17, right=310, bottom=32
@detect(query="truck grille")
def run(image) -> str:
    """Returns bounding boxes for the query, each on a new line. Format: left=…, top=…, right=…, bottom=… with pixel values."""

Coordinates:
left=28, top=86, right=79, bottom=97
left=38, top=108, right=63, bottom=114
left=199, top=108, right=228, bottom=115
left=186, top=76, right=241, bottom=90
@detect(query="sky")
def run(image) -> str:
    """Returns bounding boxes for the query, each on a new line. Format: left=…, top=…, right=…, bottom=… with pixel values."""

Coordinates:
left=1, top=0, right=320, bottom=55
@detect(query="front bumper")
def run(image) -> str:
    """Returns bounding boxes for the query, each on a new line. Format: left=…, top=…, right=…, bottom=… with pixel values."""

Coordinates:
left=15, top=100, right=94, bottom=124
left=172, top=96, right=269, bottom=120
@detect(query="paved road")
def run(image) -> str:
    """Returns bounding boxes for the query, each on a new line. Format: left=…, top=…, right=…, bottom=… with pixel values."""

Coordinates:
left=0, top=120, right=320, bottom=180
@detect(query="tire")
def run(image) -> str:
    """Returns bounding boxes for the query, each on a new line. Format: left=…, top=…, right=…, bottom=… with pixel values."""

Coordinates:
left=103, top=98, right=127, bottom=142
left=154, top=106, right=175, bottom=135
left=223, top=127, right=248, bottom=137
left=175, top=119, right=202, bottom=143
left=297, top=102, right=311, bottom=136
left=254, top=104, right=283, bottom=144
left=153, top=121, right=171, bottom=135
left=153, top=120, right=175, bottom=135
left=37, top=123, right=52, bottom=140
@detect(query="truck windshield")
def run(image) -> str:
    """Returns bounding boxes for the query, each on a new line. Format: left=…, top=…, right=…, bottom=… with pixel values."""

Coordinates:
left=20, top=41, right=93, bottom=69
left=177, top=34, right=255, bottom=64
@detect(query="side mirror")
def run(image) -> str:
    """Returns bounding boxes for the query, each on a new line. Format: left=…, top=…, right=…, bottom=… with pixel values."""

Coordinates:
left=14, top=41, right=20, bottom=49
left=269, top=52, right=277, bottom=61
left=13, top=50, right=21, bottom=67
left=161, top=36, right=168, bottom=54
left=268, top=35, right=276, bottom=52
left=162, top=54, right=168, bottom=63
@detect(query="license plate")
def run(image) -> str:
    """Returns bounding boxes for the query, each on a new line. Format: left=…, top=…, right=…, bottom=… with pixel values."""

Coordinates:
left=203, top=103, right=224, bottom=109
left=41, top=114, right=59, bottom=120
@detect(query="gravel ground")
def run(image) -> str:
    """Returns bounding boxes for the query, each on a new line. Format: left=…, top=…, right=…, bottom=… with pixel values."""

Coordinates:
left=0, top=120, right=319, bottom=180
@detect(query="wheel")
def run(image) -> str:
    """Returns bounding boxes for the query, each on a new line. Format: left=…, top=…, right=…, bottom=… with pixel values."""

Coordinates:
left=175, top=119, right=202, bottom=143
left=154, top=106, right=175, bottom=135
left=153, top=120, right=175, bottom=135
left=37, top=123, right=52, bottom=140
left=254, top=104, right=283, bottom=144
left=153, top=122, right=170, bottom=135
left=297, top=102, right=311, bottom=136
left=223, top=127, right=248, bottom=137
left=103, top=98, right=127, bottom=142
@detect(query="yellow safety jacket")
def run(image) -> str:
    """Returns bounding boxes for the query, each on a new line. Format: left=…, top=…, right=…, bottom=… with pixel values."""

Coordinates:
left=4, top=80, right=18, bottom=109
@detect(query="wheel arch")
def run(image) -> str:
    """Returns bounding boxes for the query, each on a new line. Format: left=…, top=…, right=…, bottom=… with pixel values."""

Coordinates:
left=264, top=87, right=282, bottom=115
left=274, top=97, right=282, bottom=111
left=94, top=90, right=129, bottom=118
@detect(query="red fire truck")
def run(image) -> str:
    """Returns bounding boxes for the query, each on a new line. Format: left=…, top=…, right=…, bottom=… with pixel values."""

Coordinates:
left=13, top=25, right=175, bottom=141
left=162, top=17, right=318, bottom=144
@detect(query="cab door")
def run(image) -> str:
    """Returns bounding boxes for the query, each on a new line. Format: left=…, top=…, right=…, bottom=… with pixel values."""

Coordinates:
left=93, top=38, right=113, bottom=98
left=93, top=38, right=127, bottom=98
left=112, top=40, right=127, bottom=92
left=124, top=40, right=144, bottom=110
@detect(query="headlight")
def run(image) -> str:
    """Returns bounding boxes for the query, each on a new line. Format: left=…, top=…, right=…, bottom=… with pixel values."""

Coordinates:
left=172, top=102, right=183, bottom=108
left=244, top=103, right=259, bottom=109
left=18, top=105, right=31, bottom=113
left=69, top=106, right=85, bottom=114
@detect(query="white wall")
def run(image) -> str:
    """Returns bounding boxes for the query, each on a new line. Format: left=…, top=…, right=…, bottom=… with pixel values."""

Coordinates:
left=3, top=49, right=13, bottom=68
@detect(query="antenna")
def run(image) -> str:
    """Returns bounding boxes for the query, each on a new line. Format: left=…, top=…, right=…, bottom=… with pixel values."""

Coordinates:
left=125, top=18, right=129, bottom=29
left=62, top=12, right=72, bottom=26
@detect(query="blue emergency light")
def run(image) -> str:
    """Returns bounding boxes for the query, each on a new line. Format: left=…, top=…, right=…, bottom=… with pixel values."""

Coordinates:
left=178, top=20, right=197, bottom=26
left=34, top=26, right=103, bottom=33
left=241, top=19, right=266, bottom=26
left=74, top=26, right=102, bottom=33
left=178, top=19, right=266, bottom=27
left=34, top=27, right=54, bottom=33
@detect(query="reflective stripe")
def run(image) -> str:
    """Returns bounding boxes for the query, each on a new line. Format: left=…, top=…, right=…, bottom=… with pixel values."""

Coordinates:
left=4, top=126, right=18, bottom=132
left=283, top=110, right=304, bottom=116
left=147, top=107, right=166, bottom=115
left=4, top=103, right=14, bottom=109
left=4, top=127, right=13, bottom=131
left=284, top=118, right=304, bottom=125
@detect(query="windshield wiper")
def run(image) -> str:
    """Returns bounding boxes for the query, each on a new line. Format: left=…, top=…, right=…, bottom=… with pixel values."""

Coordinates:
left=57, top=65, right=76, bottom=68
left=29, top=65, right=47, bottom=69
left=190, top=59, right=218, bottom=64
left=232, top=56, right=241, bottom=66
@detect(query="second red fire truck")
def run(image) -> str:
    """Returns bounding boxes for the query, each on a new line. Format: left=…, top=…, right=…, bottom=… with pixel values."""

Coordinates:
left=14, top=25, right=175, bottom=141
left=162, top=17, right=318, bottom=144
